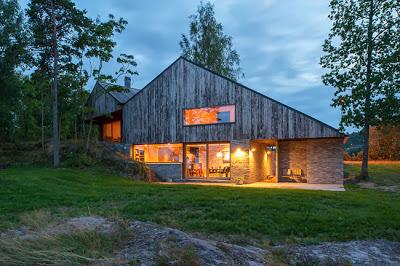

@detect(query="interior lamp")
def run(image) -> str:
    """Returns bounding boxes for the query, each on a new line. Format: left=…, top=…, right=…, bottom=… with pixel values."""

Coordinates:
left=234, top=148, right=245, bottom=157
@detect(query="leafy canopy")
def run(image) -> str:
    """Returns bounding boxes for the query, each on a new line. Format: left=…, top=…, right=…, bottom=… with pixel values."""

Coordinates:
left=320, top=0, right=400, bottom=130
left=180, top=1, right=243, bottom=81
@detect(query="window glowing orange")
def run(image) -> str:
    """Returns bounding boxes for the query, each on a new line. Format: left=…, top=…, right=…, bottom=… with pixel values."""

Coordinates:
left=132, top=144, right=183, bottom=163
left=102, top=120, right=121, bottom=142
left=183, top=105, right=235, bottom=125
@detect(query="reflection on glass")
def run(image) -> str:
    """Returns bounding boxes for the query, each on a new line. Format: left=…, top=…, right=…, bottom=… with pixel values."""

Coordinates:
left=185, top=144, right=207, bottom=177
left=208, top=143, right=230, bottom=178
left=183, top=105, right=235, bottom=125
left=132, top=144, right=182, bottom=163
left=102, top=120, right=121, bottom=142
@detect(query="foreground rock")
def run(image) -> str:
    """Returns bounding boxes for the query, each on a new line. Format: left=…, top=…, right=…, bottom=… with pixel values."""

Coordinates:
left=2, top=216, right=400, bottom=265
left=119, top=221, right=267, bottom=265
left=287, top=240, right=400, bottom=266
left=0, top=216, right=116, bottom=240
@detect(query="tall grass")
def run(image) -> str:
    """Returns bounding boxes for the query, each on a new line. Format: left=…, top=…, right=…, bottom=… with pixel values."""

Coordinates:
left=0, top=210, right=132, bottom=265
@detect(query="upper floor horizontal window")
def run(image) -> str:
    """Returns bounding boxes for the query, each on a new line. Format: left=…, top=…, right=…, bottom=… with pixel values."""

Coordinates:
left=183, top=105, right=235, bottom=126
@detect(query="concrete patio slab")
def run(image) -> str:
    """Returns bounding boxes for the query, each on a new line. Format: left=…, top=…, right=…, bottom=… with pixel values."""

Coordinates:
left=159, top=182, right=346, bottom=191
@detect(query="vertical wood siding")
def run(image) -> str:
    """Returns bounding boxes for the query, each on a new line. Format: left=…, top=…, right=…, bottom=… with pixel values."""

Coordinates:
left=122, top=58, right=341, bottom=144
left=87, top=84, right=121, bottom=118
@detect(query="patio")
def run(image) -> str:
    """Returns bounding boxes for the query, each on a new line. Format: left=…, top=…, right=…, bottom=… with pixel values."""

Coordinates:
left=159, top=181, right=345, bottom=191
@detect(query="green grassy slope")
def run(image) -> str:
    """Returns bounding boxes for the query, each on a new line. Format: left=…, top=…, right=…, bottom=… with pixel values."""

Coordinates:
left=1, top=165, right=399, bottom=244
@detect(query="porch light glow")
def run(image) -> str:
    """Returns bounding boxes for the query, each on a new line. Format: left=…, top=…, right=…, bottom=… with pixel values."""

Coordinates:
left=251, top=148, right=256, bottom=152
left=234, top=148, right=245, bottom=157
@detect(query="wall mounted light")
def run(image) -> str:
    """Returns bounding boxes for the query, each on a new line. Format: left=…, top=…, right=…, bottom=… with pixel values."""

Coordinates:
left=234, top=148, right=245, bottom=157
left=251, top=148, right=256, bottom=152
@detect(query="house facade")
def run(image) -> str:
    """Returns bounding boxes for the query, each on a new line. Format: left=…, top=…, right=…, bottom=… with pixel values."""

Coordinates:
left=87, top=57, right=344, bottom=184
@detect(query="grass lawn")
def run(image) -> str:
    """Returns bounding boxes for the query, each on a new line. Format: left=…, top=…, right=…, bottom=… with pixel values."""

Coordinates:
left=345, top=161, right=400, bottom=186
left=1, top=164, right=400, bottom=245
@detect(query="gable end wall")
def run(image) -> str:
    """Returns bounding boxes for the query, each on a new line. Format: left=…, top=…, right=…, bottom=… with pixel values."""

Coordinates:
left=123, top=58, right=341, bottom=144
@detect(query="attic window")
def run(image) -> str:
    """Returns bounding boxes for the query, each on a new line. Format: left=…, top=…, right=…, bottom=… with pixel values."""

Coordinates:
left=183, top=105, right=235, bottom=126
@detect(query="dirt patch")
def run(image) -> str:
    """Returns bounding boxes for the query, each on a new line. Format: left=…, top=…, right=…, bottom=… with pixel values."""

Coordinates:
left=358, top=182, right=400, bottom=192
left=358, top=181, right=376, bottom=188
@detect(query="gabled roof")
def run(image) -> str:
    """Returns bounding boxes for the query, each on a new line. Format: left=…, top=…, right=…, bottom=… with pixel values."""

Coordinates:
left=124, top=56, right=341, bottom=134
left=97, top=81, right=140, bottom=104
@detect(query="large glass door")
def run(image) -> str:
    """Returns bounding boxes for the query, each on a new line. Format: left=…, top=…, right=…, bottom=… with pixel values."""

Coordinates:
left=185, top=144, right=207, bottom=178
left=184, top=143, right=231, bottom=179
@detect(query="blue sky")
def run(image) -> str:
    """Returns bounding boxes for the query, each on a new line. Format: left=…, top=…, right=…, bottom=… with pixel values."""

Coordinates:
left=19, top=0, right=343, bottom=130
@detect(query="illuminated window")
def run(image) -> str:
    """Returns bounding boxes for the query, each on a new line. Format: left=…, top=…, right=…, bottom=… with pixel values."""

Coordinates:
left=183, top=105, right=235, bottom=126
left=132, top=144, right=183, bottom=163
left=102, top=120, right=121, bottom=142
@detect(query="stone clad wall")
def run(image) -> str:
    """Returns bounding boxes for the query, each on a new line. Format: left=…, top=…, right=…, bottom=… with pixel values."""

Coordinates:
left=146, top=164, right=182, bottom=181
left=306, top=139, right=343, bottom=184
left=278, top=138, right=343, bottom=184
left=278, top=141, right=308, bottom=178
left=249, top=142, right=276, bottom=182
left=230, top=139, right=250, bottom=183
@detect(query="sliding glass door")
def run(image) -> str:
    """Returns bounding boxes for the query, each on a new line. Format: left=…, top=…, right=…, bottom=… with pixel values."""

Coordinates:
left=185, top=144, right=207, bottom=178
left=184, top=143, right=231, bottom=179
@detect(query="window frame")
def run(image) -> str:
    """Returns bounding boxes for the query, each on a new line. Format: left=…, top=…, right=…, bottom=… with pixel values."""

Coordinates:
left=182, top=104, right=236, bottom=127
left=131, top=143, right=184, bottom=164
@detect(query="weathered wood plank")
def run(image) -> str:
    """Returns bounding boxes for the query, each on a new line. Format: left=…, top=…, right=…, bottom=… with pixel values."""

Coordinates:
left=122, top=58, right=341, bottom=144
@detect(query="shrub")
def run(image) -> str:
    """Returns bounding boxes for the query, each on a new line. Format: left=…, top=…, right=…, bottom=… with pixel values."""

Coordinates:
left=63, top=152, right=96, bottom=168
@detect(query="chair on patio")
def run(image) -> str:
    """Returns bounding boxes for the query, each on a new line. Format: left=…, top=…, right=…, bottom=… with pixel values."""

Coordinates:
left=280, top=168, right=293, bottom=182
left=292, top=168, right=307, bottom=183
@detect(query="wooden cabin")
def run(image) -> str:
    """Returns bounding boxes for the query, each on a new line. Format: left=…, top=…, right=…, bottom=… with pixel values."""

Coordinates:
left=87, top=57, right=344, bottom=184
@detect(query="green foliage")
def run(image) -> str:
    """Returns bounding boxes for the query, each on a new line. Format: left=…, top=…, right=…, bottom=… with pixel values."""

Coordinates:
left=0, top=166, right=400, bottom=243
left=180, top=1, right=243, bottom=81
left=0, top=0, right=138, bottom=147
left=321, top=0, right=400, bottom=130
left=63, top=152, right=96, bottom=168
left=0, top=0, right=29, bottom=142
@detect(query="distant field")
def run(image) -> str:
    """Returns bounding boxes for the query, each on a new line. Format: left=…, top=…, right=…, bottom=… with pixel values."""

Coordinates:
left=1, top=165, right=399, bottom=245
left=345, top=161, right=400, bottom=186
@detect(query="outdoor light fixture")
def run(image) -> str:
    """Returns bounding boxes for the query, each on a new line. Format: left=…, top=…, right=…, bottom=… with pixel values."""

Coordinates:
left=234, top=148, right=245, bottom=157
left=251, top=148, right=256, bottom=152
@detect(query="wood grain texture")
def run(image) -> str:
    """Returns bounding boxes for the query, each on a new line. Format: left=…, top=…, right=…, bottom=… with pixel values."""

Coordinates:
left=87, top=83, right=121, bottom=118
left=122, top=57, right=341, bottom=144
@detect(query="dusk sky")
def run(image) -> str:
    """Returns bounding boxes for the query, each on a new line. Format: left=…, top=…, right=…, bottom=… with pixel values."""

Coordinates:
left=19, top=0, right=343, bottom=130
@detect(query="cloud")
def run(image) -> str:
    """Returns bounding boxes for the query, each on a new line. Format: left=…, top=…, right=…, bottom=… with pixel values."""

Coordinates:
left=18, top=0, right=341, bottom=128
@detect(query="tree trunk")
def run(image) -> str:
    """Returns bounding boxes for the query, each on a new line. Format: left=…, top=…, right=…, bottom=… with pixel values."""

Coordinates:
left=361, top=0, right=375, bottom=180
left=74, top=116, right=78, bottom=142
left=41, top=86, right=45, bottom=153
left=361, top=123, right=370, bottom=178
left=86, top=116, right=93, bottom=153
left=51, top=0, right=60, bottom=167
